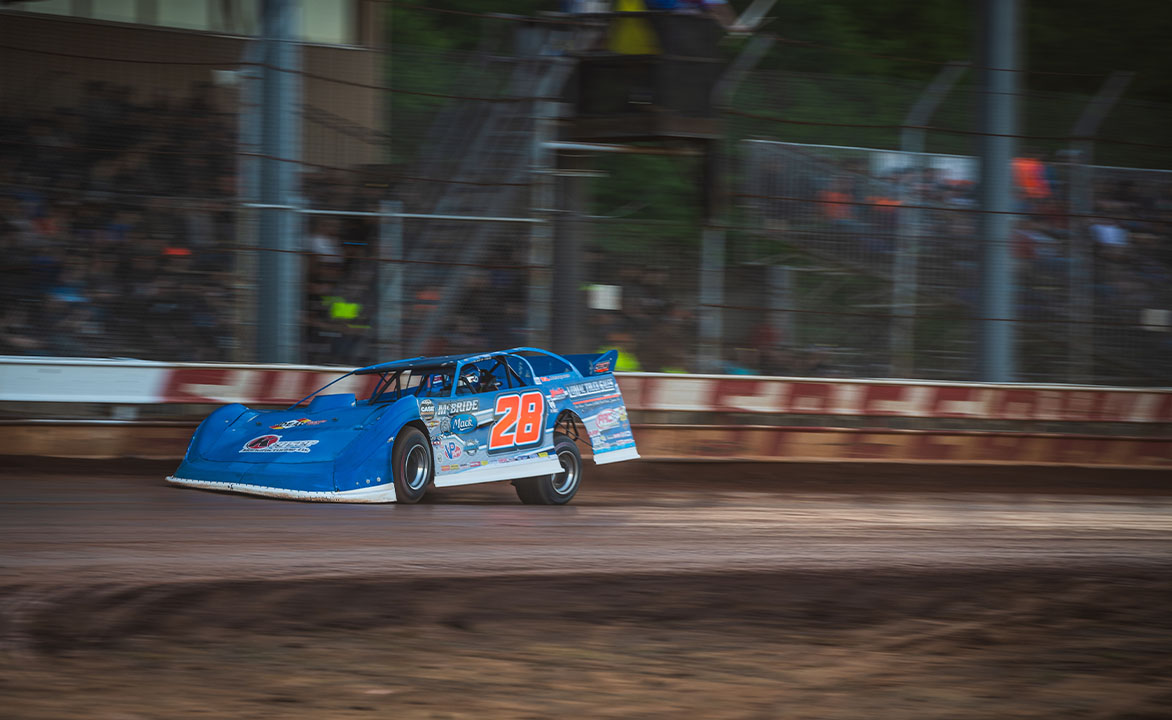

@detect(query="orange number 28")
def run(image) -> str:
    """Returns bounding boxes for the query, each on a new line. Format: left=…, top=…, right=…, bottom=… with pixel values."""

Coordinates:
left=489, top=391, right=545, bottom=451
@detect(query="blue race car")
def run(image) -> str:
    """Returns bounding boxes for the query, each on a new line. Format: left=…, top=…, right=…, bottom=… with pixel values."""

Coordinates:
left=166, top=347, right=639, bottom=504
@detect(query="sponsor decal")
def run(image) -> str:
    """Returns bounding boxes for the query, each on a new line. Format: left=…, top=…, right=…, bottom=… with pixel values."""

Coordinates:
left=450, top=413, right=478, bottom=434
left=245, top=435, right=280, bottom=450
left=438, top=399, right=479, bottom=415
left=241, top=434, right=319, bottom=453
left=567, top=378, right=617, bottom=399
left=419, top=398, right=435, bottom=420
left=581, top=397, right=622, bottom=409
left=595, top=408, right=621, bottom=430
left=593, top=360, right=611, bottom=373
left=549, top=387, right=567, bottom=400
left=441, top=440, right=463, bottom=461
left=439, top=416, right=451, bottom=434
left=463, top=439, right=479, bottom=456
left=269, top=417, right=326, bottom=430
left=536, top=373, right=572, bottom=384
left=442, top=464, right=457, bottom=472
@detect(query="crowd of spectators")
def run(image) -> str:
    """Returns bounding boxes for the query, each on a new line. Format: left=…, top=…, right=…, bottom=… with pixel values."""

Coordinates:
left=1, top=81, right=240, bottom=360
left=0, top=72, right=538, bottom=367
left=4, top=77, right=1167, bottom=382
left=736, top=149, right=1172, bottom=379
left=0, top=81, right=398, bottom=366
left=298, top=175, right=541, bottom=365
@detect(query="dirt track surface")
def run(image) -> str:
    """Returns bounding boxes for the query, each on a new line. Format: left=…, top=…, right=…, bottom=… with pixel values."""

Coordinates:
left=2, top=459, right=1171, bottom=719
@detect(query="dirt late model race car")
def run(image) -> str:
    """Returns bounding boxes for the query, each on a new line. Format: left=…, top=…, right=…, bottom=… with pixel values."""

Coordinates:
left=166, top=347, right=639, bottom=505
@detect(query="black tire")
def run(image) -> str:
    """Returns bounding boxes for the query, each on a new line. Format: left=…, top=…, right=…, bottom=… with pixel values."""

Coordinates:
left=514, top=433, right=582, bottom=505
left=392, top=426, right=432, bottom=504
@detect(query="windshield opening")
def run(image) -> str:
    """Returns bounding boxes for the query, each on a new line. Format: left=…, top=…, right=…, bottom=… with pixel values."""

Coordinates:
left=370, top=369, right=429, bottom=404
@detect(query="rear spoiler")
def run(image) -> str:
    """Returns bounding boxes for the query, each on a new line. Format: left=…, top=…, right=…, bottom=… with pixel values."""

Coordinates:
left=564, top=349, right=618, bottom=376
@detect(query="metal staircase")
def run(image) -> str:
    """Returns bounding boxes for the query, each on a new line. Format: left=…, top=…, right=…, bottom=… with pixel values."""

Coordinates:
left=402, top=25, right=580, bottom=355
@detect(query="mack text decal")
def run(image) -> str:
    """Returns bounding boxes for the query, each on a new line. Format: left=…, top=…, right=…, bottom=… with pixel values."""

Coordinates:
left=450, top=412, right=478, bottom=434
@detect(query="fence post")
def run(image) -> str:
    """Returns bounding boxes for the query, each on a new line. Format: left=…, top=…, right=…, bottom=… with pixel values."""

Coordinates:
left=377, top=200, right=404, bottom=360
left=976, top=0, right=1019, bottom=382
left=528, top=103, right=557, bottom=350
left=553, top=151, right=589, bottom=354
left=699, top=226, right=725, bottom=373
left=1066, top=71, right=1133, bottom=383
left=893, top=62, right=967, bottom=377
left=256, top=0, right=302, bottom=363
left=768, top=264, right=794, bottom=350
left=235, top=40, right=262, bottom=363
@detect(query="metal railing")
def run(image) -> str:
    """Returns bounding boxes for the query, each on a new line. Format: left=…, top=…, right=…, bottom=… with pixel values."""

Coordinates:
left=734, top=139, right=1172, bottom=385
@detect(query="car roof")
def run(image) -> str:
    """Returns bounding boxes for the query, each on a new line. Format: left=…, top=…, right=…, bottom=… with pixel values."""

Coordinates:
left=352, top=347, right=561, bottom=375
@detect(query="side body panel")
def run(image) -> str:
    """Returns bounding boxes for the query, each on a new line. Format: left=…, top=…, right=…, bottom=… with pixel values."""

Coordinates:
left=545, top=373, right=640, bottom=463
left=424, top=382, right=562, bottom=487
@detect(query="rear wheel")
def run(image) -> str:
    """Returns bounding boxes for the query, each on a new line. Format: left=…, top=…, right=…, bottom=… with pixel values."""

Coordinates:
left=392, top=426, right=432, bottom=504
left=514, top=433, right=582, bottom=505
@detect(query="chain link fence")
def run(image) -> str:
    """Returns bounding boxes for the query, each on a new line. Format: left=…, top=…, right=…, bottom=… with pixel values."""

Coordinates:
left=735, top=140, right=1172, bottom=384
left=2, top=5, right=1169, bottom=385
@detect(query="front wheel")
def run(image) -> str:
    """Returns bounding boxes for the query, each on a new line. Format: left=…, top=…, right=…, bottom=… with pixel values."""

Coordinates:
left=392, top=426, right=432, bottom=504
left=514, top=433, right=582, bottom=505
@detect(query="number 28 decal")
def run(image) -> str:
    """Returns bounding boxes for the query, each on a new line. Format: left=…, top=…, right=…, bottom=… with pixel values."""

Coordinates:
left=489, top=391, right=545, bottom=452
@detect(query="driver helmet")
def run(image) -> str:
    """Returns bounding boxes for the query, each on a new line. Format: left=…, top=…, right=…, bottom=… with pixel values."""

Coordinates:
left=461, top=368, right=481, bottom=391
left=430, top=373, right=451, bottom=392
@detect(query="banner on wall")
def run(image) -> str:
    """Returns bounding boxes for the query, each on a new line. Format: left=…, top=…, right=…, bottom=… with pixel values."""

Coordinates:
left=2, top=358, right=1171, bottom=424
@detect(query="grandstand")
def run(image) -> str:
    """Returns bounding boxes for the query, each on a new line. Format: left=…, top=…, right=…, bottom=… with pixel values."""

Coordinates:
left=1, top=0, right=1168, bottom=385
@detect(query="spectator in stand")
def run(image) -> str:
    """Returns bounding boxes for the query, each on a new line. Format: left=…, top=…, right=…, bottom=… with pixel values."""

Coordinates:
left=1015, top=217, right=1066, bottom=279
left=0, top=306, right=48, bottom=355
left=1090, top=207, right=1129, bottom=261
left=0, top=78, right=246, bottom=361
left=307, top=217, right=345, bottom=274
left=817, top=176, right=855, bottom=229
left=599, top=328, right=643, bottom=371
left=1013, top=149, right=1052, bottom=212
left=722, top=346, right=758, bottom=375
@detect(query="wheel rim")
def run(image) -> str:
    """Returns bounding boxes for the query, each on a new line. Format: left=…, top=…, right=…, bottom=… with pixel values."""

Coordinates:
left=551, top=448, right=579, bottom=495
left=404, top=444, right=429, bottom=491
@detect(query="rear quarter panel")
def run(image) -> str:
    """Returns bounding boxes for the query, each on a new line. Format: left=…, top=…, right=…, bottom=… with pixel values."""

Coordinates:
left=544, top=373, right=638, bottom=462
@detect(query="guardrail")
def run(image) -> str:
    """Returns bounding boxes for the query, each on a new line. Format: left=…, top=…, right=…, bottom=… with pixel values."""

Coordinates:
left=2, top=357, right=1170, bottom=467
left=4, top=357, right=1170, bottom=423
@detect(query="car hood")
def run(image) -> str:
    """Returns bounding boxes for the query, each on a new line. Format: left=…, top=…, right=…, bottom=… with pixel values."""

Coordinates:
left=196, top=404, right=389, bottom=464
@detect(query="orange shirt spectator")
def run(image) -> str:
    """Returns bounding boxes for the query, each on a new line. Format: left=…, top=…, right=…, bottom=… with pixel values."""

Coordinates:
left=818, top=189, right=852, bottom=221
left=1013, top=156, right=1050, bottom=199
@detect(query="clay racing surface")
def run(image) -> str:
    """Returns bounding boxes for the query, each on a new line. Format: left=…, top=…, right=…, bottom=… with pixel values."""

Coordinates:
left=2, top=458, right=1171, bottom=719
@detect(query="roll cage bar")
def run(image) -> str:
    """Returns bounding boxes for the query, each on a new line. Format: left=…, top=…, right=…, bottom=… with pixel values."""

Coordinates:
left=288, top=348, right=586, bottom=410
